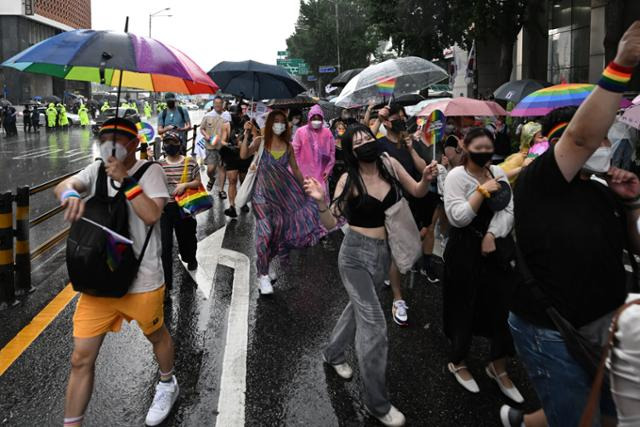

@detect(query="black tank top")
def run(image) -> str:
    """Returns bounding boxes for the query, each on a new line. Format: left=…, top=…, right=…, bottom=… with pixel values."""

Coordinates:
left=346, top=185, right=398, bottom=228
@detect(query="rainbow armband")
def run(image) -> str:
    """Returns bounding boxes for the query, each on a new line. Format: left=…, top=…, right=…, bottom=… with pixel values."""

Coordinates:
left=598, top=61, right=633, bottom=93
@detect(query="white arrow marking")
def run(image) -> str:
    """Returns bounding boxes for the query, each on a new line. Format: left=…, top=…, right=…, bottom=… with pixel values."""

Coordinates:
left=180, top=225, right=226, bottom=300
left=215, top=248, right=251, bottom=427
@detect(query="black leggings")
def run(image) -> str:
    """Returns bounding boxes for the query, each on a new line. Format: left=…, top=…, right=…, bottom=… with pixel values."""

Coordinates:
left=160, top=202, right=197, bottom=287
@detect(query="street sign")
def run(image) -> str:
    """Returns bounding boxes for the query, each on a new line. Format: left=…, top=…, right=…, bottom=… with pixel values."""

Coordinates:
left=277, top=58, right=310, bottom=76
left=307, top=75, right=317, bottom=82
left=319, top=66, right=336, bottom=74
left=277, top=50, right=288, bottom=57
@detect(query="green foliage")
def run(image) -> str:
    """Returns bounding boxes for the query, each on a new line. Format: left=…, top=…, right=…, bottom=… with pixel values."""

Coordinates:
left=286, top=0, right=379, bottom=76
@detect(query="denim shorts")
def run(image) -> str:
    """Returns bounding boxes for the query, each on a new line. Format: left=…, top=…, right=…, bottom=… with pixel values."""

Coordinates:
left=508, top=312, right=615, bottom=427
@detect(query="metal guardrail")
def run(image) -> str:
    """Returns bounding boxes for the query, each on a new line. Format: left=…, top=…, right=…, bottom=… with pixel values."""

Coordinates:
left=0, top=125, right=200, bottom=309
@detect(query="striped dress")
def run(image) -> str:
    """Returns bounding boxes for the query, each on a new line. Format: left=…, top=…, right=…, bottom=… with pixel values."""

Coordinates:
left=252, top=148, right=327, bottom=275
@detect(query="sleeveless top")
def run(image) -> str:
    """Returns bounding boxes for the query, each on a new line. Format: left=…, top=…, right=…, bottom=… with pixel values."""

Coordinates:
left=346, top=185, right=398, bottom=228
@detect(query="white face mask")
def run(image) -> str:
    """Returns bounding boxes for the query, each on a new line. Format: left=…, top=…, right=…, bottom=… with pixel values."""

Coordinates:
left=311, top=120, right=323, bottom=130
left=272, top=123, right=286, bottom=135
left=100, top=140, right=131, bottom=162
left=583, top=146, right=613, bottom=174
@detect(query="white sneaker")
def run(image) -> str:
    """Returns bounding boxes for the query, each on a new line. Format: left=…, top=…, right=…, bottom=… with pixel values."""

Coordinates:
left=268, top=261, right=278, bottom=282
left=322, top=355, right=353, bottom=379
left=258, top=275, right=274, bottom=295
left=145, top=376, right=179, bottom=426
left=384, top=279, right=391, bottom=287
left=366, top=404, right=406, bottom=427
left=392, top=299, right=409, bottom=326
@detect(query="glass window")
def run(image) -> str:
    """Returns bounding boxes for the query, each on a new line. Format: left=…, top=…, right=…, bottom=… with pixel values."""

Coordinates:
left=551, top=0, right=572, bottom=29
left=571, top=27, right=590, bottom=67
left=572, top=0, right=591, bottom=27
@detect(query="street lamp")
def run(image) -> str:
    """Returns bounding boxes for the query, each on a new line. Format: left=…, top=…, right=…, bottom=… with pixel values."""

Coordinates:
left=149, top=7, right=172, bottom=38
left=334, top=1, right=341, bottom=74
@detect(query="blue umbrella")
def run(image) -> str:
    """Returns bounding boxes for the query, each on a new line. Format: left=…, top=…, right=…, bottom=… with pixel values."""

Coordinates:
left=207, top=60, right=305, bottom=100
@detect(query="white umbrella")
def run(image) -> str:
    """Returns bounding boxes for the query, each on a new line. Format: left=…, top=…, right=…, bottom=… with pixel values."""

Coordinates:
left=333, top=56, right=448, bottom=108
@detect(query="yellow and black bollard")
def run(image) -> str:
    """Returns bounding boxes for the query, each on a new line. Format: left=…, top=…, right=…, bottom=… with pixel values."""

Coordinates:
left=0, top=192, right=15, bottom=307
left=14, top=187, right=32, bottom=294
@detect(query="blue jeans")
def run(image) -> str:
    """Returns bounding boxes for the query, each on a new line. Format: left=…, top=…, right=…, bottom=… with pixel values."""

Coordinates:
left=508, top=313, right=615, bottom=427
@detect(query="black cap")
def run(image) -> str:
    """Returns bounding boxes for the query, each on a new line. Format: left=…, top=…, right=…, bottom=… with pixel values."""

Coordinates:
left=164, top=93, right=177, bottom=102
left=99, top=117, right=139, bottom=140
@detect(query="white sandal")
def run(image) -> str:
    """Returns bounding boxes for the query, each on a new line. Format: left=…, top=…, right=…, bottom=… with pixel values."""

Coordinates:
left=486, top=363, right=524, bottom=403
left=447, top=362, right=479, bottom=393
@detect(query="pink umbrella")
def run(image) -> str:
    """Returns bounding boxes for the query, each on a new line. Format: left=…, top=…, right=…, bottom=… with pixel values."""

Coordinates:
left=417, top=97, right=507, bottom=117
left=620, top=104, right=640, bottom=129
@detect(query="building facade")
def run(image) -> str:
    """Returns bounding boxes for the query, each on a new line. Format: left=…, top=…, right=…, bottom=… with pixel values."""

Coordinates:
left=0, top=0, right=91, bottom=104
left=462, top=0, right=640, bottom=98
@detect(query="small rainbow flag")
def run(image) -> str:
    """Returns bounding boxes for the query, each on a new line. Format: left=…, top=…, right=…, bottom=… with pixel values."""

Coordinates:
left=376, top=77, right=396, bottom=97
left=423, top=110, right=445, bottom=147
left=106, top=232, right=128, bottom=272
left=135, top=122, right=147, bottom=143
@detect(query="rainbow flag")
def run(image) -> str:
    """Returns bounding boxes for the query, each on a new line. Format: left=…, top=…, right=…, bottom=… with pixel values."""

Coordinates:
left=135, top=122, right=147, bottom=143
left=423, top=110, right=445, bottom=147
left=106, top=233, right=128, bottom=272
left=376, top=77, right=396, bottom=97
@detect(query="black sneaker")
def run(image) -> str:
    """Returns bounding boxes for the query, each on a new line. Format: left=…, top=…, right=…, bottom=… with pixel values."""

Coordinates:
left=241, top=205, right=250, bottom=213
left=224, top=206, right=238, bottom=218
left=187, top=260, right=198, bottom=271
left=219, top=191, right=227, bottom=200
left=206, top=181, right=214, bottom=191
left=499, top=405, right=524, bottom=427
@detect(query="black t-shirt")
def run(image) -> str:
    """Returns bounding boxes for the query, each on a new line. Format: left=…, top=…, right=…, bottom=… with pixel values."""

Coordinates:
left=377, top=137, right=420, bottom=180
left=512, top=146, right=627, bottom=328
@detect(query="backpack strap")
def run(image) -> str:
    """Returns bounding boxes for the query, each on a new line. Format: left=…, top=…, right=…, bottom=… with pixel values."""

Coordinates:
left=579, top=299, right=640, bottom=427
left=95, top=160, right=108, bottom=198
left=130, top=160, right=157, bottom=182
left=137, top=223, right=155, bottom=264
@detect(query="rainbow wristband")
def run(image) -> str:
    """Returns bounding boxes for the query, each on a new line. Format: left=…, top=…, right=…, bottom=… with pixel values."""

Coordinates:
left=598, top=61, right=633, bottom=93
left=122, top=177, right=143, bottom=201
left=60, top=189, right=80, bottom=202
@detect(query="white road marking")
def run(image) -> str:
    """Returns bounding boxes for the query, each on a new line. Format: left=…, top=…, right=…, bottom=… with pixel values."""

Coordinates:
left=215, top=248, right=251, bottom=427
left=180, top=225, right=226, bottom=300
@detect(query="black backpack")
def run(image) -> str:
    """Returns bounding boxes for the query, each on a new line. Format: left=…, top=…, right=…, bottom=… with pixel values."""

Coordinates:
left=66, top=161, right=156, bottom=297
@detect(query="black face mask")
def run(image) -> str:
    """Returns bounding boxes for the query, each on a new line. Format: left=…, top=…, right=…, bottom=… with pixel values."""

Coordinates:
left=167, top=101, right=176, bottom=109
left=468, top=151, right=493, bottom=167
left=164, top=144, right=180, bottom=156
left=354, top=142, right=379, bottom=163
left=390, top=119, right=406, bottom=133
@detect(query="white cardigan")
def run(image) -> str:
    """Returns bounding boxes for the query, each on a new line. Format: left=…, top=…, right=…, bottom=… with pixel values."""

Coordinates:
left=443, top=165, right=514, bottom=238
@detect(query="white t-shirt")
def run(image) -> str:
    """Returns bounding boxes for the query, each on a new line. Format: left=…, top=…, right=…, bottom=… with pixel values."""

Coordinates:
left=205, top=109, right=231, bottom=123
left=74, top=160, right=169, bottom=294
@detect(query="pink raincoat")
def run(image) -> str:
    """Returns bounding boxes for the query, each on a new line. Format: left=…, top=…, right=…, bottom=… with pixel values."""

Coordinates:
left=292, top=105, right=336, bottom=187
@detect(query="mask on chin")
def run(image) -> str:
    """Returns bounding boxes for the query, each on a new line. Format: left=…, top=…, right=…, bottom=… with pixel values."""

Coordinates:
left=582, top=146, right=613, bottom=174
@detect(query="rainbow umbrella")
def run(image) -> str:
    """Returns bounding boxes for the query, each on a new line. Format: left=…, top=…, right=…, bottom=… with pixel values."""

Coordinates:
left=1, top=29, right=218, bottom=94
left=510, top=83, right=628, bottom=117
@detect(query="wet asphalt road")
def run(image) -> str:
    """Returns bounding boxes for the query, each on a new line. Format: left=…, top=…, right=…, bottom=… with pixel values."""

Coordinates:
left=0, top=188, right=543, bottom=427
left=0, top=113, right=545, bottom=425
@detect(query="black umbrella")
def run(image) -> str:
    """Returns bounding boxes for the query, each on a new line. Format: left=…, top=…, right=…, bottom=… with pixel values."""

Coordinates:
left=208, top=60, right=306, bottom=100
left=268, top=95, right=317, bottom=109
left=318, top=99, right=343, bottom=121
left=493, top=79, right=552, bottom=104
left=375, top=93, right=425, bottom=108
left=42, top=95, right=61, bottom=104
left=330, top=68, right=363, bottom=87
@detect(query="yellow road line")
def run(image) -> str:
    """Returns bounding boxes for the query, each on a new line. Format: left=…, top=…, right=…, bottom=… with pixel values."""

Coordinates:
left=0, top=284, right=77, bottom=376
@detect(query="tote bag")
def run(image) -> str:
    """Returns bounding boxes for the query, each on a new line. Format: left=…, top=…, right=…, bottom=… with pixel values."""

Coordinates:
left=236, top=139, right=265, bottom=208
left=174, top=157, right=213, bottom=216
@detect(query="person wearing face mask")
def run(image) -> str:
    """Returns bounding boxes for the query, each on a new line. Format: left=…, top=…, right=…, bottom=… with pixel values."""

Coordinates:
left=303, top=124, right=437, bottom=427
left=54, top=117, right=179, bottom=427
left=443, top=128, right=523, bottom=403
left=499, top=121, right=544, bottom=183
left=240, top=110, right=328, bottom=295
left=376, top=103, right=427, bottom=326
left=159, top=131, right=201, bottom=288
left=291, top=105, right=336, bottom=201
left=500, top=23, right=640, bottom=427
left=158, top=93, right=192, bottom=154
left=289, top=109, right=303, bottom=135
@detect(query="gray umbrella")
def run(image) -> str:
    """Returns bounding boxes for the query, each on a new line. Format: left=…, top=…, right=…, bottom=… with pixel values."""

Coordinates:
left=330, top=68, right=363, bottom=87
left=333, top=57, right=448, bottom=108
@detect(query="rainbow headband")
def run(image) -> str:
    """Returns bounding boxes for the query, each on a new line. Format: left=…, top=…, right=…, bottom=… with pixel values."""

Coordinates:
left=547, top=122, right=568, bottom=141
left=99, top=124, right=139, bottom=139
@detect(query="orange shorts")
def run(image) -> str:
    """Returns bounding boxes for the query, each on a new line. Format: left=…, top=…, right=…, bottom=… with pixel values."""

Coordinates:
left=72, top=286, right=165, bottom=338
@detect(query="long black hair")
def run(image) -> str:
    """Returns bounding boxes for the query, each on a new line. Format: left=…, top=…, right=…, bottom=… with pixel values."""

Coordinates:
left=333, top=123, right=395, bottom=218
